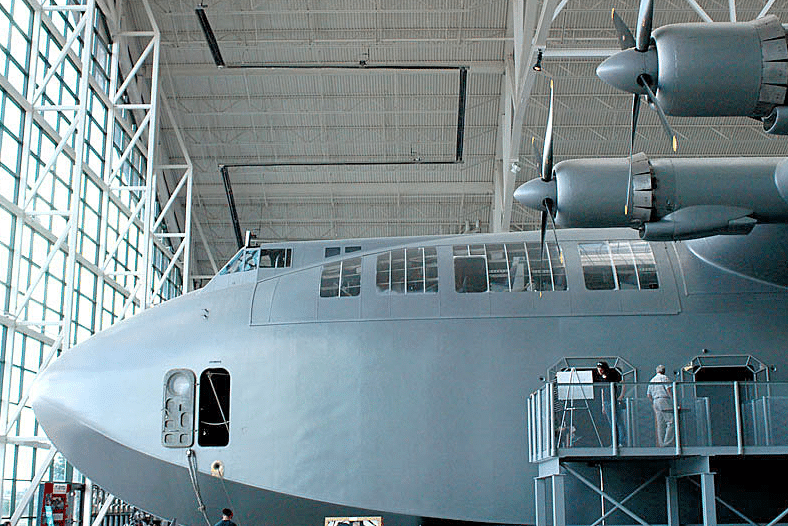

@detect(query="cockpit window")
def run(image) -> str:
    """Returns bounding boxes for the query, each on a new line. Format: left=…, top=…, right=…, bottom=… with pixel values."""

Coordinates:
left=320, top=257, right=362, bottom=297
left=376, top=247, right=438, bottom=294
left=241, top=249, right=259, bottom=271
left=453, top=242, right=567, bottom=292
left=220, top=250, right=245, bottom=275
left=219, top=247, right=292, bottom=275
left=260, top=248, right=291, bottom=268
left=198, top=368, right=230, bottom=447
left=579, top=241, right=658, bottom=290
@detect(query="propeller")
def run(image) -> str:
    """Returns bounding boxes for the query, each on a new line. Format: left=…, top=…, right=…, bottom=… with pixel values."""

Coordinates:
left=531, top=80, right=562, bottom=294
left=608, top=1, right=677, bottom=217
left=635, top=0, right=653, bottom=52
left=611, top=9, right=635, bottom=50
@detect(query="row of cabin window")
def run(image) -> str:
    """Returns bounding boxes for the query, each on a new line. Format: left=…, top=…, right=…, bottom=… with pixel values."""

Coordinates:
left=319, top=241, right=659, bottom=297
left=220, top=248, right=292, bottom=275
left=579, top=241, right=659, bottom=290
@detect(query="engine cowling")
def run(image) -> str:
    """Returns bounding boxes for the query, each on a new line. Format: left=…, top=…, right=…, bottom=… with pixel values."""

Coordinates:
left=597, top=15, right=788, bottom=118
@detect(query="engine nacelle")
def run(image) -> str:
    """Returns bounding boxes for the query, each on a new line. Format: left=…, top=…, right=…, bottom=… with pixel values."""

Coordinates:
left=639, top=206, right=756, bottom=241
left=595, top=15, right=787, bottom=118
left=653, top=16, right=787, bottom=117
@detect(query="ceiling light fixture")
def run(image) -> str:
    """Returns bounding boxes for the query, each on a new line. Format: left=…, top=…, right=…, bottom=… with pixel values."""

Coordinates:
left=532, top=49, right=544, bottom=72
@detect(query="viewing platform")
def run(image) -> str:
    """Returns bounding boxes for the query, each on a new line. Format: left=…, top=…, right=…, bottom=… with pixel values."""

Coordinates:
left=528, top=380, right=788, bottom=461
left=526, top=379, right=788, bottom=526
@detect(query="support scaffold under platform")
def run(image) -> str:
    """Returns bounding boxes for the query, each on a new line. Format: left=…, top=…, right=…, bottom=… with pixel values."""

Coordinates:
left=527, top=380, right=788, bottom=526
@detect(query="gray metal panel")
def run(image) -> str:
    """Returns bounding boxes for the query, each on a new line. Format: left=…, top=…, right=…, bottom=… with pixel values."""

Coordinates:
left=762, top=38, right=788, bottom=61
left=250, top=279, right=278, bottom=326
left=762, top=61, right=788, bottom=85
left=760, top=83, right=787, bottom=104
left=161, top=369, right=195, bottom=448
left=753, top=15, right=785, bottom=41
left=569, top=288, right=623, bottom=315
left=270, top=268, right=318, bottom=322
left=361, top=254, right=391, bottom=319
left=489, top=290, right=536, bottom=318
left=318, top=295, right=362, bottom=320
left=391, top=293, right=440, bottom=319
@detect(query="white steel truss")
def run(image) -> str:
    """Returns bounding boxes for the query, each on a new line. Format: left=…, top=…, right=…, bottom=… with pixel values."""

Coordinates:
left=0, top=0, right=97, bottom=522
left=491, top=0, right=562, bottom=233
left=0, top=0, right=192, bottom=524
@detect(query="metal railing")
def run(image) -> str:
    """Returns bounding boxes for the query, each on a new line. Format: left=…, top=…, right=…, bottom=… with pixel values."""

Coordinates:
left=527, top=380, right=788, bottom=462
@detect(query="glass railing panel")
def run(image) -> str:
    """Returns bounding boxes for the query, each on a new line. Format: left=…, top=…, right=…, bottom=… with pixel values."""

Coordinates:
left=625, top=397, right=660, bottom=447
left=673, top=381, right=712, bottom=447
left=552, top=382, right=614, bottom=448
left=740, top=381, right=788, bottom=447
left=529, top=380, right=788, bottom=459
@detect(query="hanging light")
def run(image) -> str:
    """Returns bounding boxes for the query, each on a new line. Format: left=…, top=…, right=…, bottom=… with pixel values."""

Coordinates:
left=532, top=49, right=544, bottom=72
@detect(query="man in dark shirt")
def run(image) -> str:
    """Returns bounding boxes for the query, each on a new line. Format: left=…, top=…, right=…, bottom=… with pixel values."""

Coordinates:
left=215, top=508, right=237, bottom=526
left=595, top=361, right=626, bottom=446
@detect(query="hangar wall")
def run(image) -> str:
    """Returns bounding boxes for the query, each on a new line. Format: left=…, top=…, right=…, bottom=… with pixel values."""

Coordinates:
left=0, top=0, right=189, bottom=524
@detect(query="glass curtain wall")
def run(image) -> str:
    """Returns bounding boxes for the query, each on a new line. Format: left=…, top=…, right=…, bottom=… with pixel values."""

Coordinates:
left=0, top=0, right=183, bottom=524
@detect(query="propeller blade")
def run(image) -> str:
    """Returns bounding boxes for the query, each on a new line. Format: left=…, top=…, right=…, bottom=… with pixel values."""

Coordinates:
left=545, top=199, right=563, bottom=265
left=640, top=76, right=677, bottom=151
left=542, top=79, right=555, bottom=182
left=635, top=0, right=654, bottom=52
left=539, top=208, right=547, bottom=292
left=625, top=93, right=641, bottom=215
left=531, top=136, right=542, bottom=175
left=612, top=8, right=635, bottom=50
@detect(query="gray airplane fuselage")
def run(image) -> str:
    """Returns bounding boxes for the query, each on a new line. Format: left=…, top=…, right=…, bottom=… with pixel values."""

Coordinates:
left=31, top=227, right=788, bottom=526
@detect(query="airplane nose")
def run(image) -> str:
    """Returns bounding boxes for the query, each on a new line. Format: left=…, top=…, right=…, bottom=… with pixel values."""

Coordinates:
left=513, top=177, right=557, bottom=211
left=30, top=340, right=102, bottom=449
left=596, top=48, right=658, bottom=94
left=30, top=359, right=75, bottom=440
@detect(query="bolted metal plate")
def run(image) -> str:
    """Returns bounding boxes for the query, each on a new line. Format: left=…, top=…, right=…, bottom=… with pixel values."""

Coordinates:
left=762, top=38, right=788, bottom=62
left=162, top=369, right=196, bottom=448
left=762, top=61, right=788, bottom=85
left=760, top=84, right=787, bottom=105
left=754, top=15, right=785, bottom=42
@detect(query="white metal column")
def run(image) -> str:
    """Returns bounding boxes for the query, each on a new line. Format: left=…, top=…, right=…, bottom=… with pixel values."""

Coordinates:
left=491, top=0, right=561, bottom=232
left=0, top=0, right=193, bottom=524
left=0, top=0, right=97, bottom=522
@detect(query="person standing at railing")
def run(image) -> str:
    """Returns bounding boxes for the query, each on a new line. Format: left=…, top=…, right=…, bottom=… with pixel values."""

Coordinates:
left=595, top=361, right=626, bottom=446
left=647, top=364, right=675, bottom=447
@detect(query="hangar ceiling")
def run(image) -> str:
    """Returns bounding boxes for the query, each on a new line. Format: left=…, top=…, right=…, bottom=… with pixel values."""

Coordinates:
left=124, top=0, right=788, bottom=283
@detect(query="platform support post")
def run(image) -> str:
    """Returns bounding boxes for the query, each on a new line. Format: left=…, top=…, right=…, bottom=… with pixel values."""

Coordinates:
left=700, top=472, right=718, bottom=526
left=666, top=475, right=680, bottom=526
left=552, top=474, right=566, bottom=526
left=534, top=477, right=548, bottom=526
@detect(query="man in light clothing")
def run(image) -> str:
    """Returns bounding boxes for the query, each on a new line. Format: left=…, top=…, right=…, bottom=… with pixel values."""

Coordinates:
left=647, top=365, right=674, bottom=447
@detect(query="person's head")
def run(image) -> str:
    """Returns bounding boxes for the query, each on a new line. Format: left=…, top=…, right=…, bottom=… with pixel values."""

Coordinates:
left=596, top=361, right=609, bottom=374
left=656, top=364, right=666, bottom=374
left=222, top=509, right=233, bottom=520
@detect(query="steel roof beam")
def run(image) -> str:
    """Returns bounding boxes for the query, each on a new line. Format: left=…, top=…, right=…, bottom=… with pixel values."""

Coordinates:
left=195, top=182, right=492, bottom=199
left=492, top=0, right=561, bottom=232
